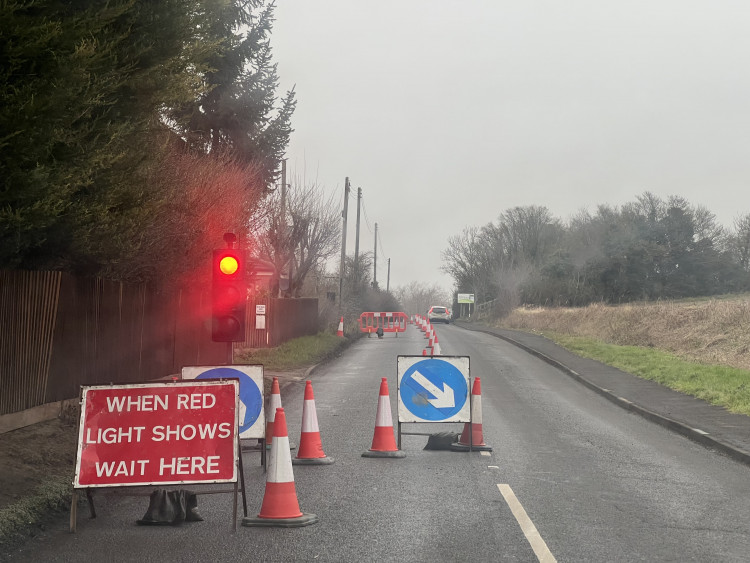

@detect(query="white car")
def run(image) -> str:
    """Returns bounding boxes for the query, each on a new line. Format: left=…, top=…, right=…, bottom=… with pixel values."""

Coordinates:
left=428, top=306, right=451, bottom=324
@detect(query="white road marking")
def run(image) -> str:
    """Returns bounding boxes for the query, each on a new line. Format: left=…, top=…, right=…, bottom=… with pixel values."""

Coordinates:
left=497, top=484, right=557, bottom=563
left=480, top=450, right=491, bottom=456
left=488, top=465, right=499, bottom=469
left=693, top=428, right=709, bottom=435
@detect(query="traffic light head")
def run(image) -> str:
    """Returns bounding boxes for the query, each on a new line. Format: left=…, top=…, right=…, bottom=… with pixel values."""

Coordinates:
left=211, top=249, right=246, bottom=342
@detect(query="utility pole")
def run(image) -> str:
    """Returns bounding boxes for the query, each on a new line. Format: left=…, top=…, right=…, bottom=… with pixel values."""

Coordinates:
left=339, top=178, right=350, bottom=313
left=387, top=258, right=391, bottom=292
left=373, top=222, right=378, bottom=289
left=354, top=187, right=362, bottom=268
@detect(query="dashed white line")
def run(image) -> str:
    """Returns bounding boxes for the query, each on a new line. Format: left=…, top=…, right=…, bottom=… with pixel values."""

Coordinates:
left=497, top=484, right=557, bottom=563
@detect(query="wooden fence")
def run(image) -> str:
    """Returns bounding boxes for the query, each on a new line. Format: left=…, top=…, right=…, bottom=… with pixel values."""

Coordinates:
left=0, top=270, right=319, bottom=418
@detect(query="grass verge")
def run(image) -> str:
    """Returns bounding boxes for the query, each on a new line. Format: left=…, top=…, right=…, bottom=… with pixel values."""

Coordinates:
left=543, top=332, right=750, bottom=416
left=0, top=474, right=73, bottom=550
left=234, top=331, right=350, bottom=371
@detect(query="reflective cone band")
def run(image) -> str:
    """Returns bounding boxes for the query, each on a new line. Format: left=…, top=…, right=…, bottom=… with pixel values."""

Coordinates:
left=265, top=377, right=295, bottom=450
left=362, top=378, right=405, bottom=458
left=337, top=317, right=344, bottom=337
left=266, top=377, right=282, bottom=445
left=242, top=407, right=318, bottom=528
left=293, top=381, right=334, bottom=465
left=452, top=377, right=492, bottom=452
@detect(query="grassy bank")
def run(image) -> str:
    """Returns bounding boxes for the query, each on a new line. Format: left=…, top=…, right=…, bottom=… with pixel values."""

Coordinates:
left=498, top=296, right=750, bottom=416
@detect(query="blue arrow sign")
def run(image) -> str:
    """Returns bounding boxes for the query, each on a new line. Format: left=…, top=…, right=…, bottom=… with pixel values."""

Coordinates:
left=195, top=367, right=263, bottom=434
left=399, top=358, right=469, bottom=421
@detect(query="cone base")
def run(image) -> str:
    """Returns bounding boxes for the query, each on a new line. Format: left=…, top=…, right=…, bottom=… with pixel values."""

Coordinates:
left=292, top=456, right=335, bottom=465
left=362, top=449, right=406, bottom=458
left=242, top=513, right=319, bottom=528
left=450, top=442, right=493, bottom=452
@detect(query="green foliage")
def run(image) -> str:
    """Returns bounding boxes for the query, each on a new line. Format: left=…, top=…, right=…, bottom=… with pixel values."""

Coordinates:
left=1, top=0, right=293, bottom=282
left=442, top=194, right=750, bottom=309
left=0, top=473, right=72, bottom=546
left=167, top=1, right=296, bottom=189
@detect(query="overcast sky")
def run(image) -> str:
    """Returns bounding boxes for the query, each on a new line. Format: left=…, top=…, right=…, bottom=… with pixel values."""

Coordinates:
left=271, top=1, right=750, bottom=292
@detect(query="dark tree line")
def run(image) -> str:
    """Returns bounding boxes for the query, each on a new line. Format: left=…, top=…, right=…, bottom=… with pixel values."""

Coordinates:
left=1, top=0, right=294, bottom=285
left=442, top=193, right=750, bottom=312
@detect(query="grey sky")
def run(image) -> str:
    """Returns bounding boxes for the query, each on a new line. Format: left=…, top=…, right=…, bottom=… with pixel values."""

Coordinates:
left=272, top=1, right=750, bottom=291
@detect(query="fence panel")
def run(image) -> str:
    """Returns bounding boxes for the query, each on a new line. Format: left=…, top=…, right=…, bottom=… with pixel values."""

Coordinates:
left=1, top=271, right=321, bottom=417
left=0, top=270, right=61, bottom=412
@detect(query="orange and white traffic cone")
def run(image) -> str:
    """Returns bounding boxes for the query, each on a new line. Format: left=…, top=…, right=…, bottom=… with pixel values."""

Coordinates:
left=242, top=407, right=318, bottom=527
left=336, top=317, right=344, bottom=337
left=266, top=377, right=294, bottom=450
left=293, top=380, right=334, bottom=465
left=452, top=377, right=492, bottom=452
left=362, top=378, right=406, bottom=458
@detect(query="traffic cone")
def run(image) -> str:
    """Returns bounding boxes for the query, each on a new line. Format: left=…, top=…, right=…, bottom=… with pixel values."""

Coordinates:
left=452, top=378, right=492, bottom=452
left=336, top=317, right=344, bottom=337
left=362, top=378, right=406, bottom=458
left=266, top=377, right=295, bottom=450
left=293, top=381, right=334, bottom=465
left=242, top=408, right=318, bottom=527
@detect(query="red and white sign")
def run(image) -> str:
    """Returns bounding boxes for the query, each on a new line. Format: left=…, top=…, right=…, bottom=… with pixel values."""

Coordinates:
left=74, top=380, right=239, bottom=488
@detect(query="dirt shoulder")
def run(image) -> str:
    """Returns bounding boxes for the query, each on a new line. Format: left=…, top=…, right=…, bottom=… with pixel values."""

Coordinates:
left=0, top=417, right=78, bottom=512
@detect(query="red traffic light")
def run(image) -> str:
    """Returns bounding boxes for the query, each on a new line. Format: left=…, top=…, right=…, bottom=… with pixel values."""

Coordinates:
left=212, top=248, right=246, bottom=342
left=219, top=255, right=239, bottom=276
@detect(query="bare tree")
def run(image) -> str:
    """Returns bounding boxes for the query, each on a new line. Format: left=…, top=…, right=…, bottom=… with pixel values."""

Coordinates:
left=122, top=146, right=265, bottom=289
left=393, top=281, right=450, bottom=316
left=733, top=214, right=750, bottom=272
left=250, top=177, right=340, bottom=297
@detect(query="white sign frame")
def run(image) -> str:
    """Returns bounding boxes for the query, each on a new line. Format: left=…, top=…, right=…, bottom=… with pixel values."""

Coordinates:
left=397, top=355, right=471, bottom=423
left=182, top=365, right=265, bottom=439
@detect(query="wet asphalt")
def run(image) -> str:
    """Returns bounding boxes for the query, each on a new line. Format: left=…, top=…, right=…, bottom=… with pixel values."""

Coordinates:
left=455, top=321, right=750, bottom=466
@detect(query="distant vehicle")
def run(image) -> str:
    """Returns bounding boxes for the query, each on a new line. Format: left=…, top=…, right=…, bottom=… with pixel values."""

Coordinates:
left=428, top=305, right=451, bottom=324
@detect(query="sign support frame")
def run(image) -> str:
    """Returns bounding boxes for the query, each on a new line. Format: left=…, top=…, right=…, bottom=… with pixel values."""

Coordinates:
left=69, top=379, right=247, bottom=533
left=395, top=355, right=473, bottom=451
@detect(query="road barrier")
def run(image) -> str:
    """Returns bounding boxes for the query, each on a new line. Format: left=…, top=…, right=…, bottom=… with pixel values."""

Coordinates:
left=358, top=312, right=408, bottom=336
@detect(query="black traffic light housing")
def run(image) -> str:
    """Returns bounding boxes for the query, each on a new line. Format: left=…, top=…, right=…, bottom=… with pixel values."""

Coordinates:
left=211, top=235, right=246, bottom=342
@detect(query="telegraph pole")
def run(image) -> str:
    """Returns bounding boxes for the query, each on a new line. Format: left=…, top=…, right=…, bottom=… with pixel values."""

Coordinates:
left=339, top=178, right=350, bottom=313
left=387, top=258, right=391, bottom=292
left=354, top=187, right=362, bottom=268
left=373, top=222, right=378, bottom=289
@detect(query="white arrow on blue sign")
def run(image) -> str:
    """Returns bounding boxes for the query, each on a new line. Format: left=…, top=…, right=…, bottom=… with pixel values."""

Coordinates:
left=397, top=356, right=470, bottom=423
